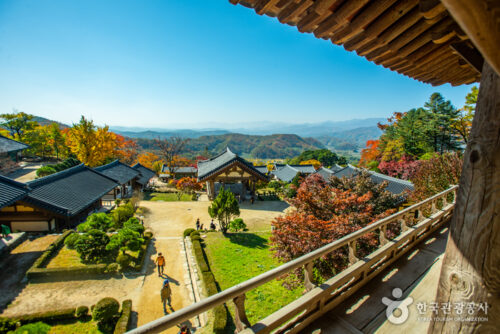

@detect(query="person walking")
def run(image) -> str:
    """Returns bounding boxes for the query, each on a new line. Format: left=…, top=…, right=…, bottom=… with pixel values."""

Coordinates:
left=210, top=220, right=216, bottom=231
left=155, top=252, right=166, bottom=276
left=161, top=278, right=172, bottom=314
left=178, top=325, right=191, bottom=334
left=196, top=218, right=200, bottom=230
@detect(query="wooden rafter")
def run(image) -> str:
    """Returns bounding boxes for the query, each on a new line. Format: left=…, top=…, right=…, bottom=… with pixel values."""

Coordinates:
left=231, top=0, right=483, bottom=85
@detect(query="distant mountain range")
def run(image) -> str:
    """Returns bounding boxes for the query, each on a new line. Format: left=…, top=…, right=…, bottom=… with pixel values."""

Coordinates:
left=31, top=115, right=384, bottom=158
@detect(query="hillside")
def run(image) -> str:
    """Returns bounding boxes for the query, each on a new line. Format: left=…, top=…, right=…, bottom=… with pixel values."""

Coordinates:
left=136, top=133, right=325, bottom=159
left=32, top=116, right=69, bottom=129
left=318, top=126, right=383, bottom=149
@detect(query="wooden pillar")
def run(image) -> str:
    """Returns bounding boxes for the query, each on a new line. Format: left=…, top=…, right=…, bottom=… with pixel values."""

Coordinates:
left=429, top=61, right=500, bottom=333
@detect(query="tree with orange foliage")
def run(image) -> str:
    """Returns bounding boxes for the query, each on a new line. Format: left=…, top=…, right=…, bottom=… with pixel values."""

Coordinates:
left=115, top=134, right=138, bottom=165
left=271, top=173, right=400, bottom=284
left=176, top=177, right=203, bottom=194
left=299, top=159, right=321, bottom=169
left=136, top=152, right=161, bottom=170
left=358, top=139, right=380, bottom=168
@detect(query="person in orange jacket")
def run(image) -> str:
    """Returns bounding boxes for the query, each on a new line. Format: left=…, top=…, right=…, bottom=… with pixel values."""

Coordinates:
left=155, top=252, right=166, bottom=276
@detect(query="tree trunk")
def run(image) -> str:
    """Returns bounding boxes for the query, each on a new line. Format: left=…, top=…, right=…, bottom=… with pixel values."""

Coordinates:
left=429, top=61, right=500, bottom=333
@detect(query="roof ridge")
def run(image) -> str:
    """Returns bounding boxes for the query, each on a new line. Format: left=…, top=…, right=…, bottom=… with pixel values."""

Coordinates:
left=94, top=159, right=120, bottom=171
left=0, top=174, right=30, bottom=189
left=368, top=170, right=414, bottom=185
left=285, top=164, right=300, bottom=172
left=199, top=147, right=236, bottom=165
left=27, top=164, right=87, bottom=188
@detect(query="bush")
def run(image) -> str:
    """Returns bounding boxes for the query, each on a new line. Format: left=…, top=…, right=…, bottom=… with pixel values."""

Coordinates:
left=75, top=306, right=89, bottom=318
left=183, top=228, right=195, bottom=238
left=116, top=254, right=131, bottom=269
left=144, top=230, right=153, bottom=239
left=113, top=300, right=132, bottom=334
left=190, top=235, right=201, bottom=241
left=74, top=229, right=110, bottom=264
left=92, top=298, right=120, bottom=332
left=64, top=233, right=80, bottom=249
left=190, top=231, right=200, bottom=237
left=229, top=218, right=246, bottom=232
left=192, top=239, right=209, bottom=272
left=123, top=219, right=145, bottom=235
left=0, top=317, right=17, bottom=332
left=111, top=203, right=135, bottom=229
left=14, top=322, right=51, bottom=334
left=36, top=166, right=57, bottom=178
left=126, top=239, right=141, bottom=252
left=77, top=213, right=113, bottom=233
left=15, top=308, right=77, bottom=324
left=106, top=263, right=120, bottom=274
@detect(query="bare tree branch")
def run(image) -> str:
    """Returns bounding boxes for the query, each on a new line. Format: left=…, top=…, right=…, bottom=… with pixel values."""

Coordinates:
left=154, top=136, right=189, bottom=177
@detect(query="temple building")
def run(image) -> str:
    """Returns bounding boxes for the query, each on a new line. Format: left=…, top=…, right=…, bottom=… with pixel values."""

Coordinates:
left=0, top=164, right=118, bottom=232
left=131, top=163, right=156, bottom=190
left=94, top=160, right=141, bottom=203
left=197, top=148, right=268, bottom=200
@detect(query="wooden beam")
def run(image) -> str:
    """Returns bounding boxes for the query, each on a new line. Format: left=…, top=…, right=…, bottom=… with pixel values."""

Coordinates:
left=343, top=0, right=419, bottom=51
left=330, top=0, right=398, bottom=44
left=430, top=61, right=500, bottom=333
left=419, top=0, right=446, bottom=19
left=441, top=0, right=500, bottom=77
left=451, top=41, right=484, bottom=73
left=254, top=0, right=281, bottom=15
left=297, top=0, right=342, bottom=32
left=278, top=0, right=313, bottom=24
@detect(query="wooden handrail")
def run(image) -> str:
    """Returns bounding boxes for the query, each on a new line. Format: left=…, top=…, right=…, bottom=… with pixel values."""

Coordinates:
left=127, top=186, right=457, bottom=334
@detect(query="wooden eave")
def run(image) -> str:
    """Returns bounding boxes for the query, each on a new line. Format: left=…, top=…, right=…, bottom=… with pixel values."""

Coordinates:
left=230, top=0, right=483, bottom=86
left=198, top=160, right=269, bottom=182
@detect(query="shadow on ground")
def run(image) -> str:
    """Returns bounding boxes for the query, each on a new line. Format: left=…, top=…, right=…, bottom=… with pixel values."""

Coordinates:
left=226, top=233, right=268, bottom=249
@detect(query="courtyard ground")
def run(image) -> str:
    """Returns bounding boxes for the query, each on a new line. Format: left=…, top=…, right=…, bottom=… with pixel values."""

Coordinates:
left=0, top=199, right=288, bottom=333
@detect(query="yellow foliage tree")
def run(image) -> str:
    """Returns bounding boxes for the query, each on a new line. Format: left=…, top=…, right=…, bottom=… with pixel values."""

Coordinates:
left=66, top=116, right=117, bottom=167
left=300, top=159, right=321, bottom=169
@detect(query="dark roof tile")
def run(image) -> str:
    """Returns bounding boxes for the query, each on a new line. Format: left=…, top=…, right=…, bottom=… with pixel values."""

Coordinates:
left=0, top=175, right=29, bottom=208
left=0, top=135, right=29, bottom=154
left=94, top=160, right=140, bottom=184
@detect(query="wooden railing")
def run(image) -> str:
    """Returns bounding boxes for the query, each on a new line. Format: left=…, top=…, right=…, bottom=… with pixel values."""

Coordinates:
left=127, top=186, right=457, bottom=334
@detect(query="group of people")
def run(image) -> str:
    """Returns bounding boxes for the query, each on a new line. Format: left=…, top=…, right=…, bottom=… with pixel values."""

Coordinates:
left=155, top=252, right=191, bottom=333
left=195, top=218, right=217, bottom=231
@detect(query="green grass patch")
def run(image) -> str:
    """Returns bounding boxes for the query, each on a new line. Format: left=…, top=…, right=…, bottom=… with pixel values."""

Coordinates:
left=203, top=232, right=303, bottom=324
left=49, top=318, right=103, bottom=334
left=46, top=246, right=85, bottom=268
left=144, top=192, right=194, bottom=201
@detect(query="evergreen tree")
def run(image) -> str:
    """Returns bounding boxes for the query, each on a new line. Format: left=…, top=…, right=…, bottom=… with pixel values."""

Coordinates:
left=208, top=187, right=240, bottom=233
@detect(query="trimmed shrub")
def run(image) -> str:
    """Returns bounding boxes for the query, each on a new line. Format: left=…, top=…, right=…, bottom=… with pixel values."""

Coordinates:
left=36, top=166, right=57, bottom=178
left=230, top=218, right=246, bottom=232
left=132, top=238, right=151, bottom=271
left=192, top=240, right=209, bottom=272
left=27, top=264, right=107, bottom=280
left=106, top=263, right=120, bottom=274
left=15, top=308, right=76, bottom=324
left=64, top=233, right=80, bottom=249
left=75, top=306, right=89, bottom=318
left=74, top=229, right=110, bottom=263
left=14, top=322, right=50, bottom=334
left=0, top=317, right=17, bottom=332
left=190, top=235, right=201, bottom=242
left=113, top=300, right=132, bottom=334
left=190, top=231, right=200, bottom=237
left=144, top=230, right=153, bottom=239
left=126, top=239, right=141, bottom=252
left=116, top=254, right=131, bottom=269
left=183, top=228, right=195, bottom=238
left=92, top=298, right=120, bottom=332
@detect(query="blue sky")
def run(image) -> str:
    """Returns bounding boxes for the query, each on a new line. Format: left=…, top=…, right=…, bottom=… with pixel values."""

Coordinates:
left=0, top=0, right=474, bottom=128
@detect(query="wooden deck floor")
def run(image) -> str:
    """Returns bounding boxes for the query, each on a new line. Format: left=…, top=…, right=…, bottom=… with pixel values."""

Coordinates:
left=302, top=224, right=449, bottom=334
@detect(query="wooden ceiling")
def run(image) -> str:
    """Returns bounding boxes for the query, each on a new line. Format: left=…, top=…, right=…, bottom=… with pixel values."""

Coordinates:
left=229, top=0, right=482, bottom=86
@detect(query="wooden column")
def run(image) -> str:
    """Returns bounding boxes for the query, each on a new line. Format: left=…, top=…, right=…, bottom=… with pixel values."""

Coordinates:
left=429, top=61, right=500, bottom=333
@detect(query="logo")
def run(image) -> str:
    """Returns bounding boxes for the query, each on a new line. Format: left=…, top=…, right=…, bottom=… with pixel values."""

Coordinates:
left=382, top=288, right=413, bottom=324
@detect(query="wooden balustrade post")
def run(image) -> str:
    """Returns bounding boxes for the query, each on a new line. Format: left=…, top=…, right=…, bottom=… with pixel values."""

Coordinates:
left=400, top=214, right=409, bottom=232
left=348, top=240, right=359, bottom=264
left=431, top=199, right=437, bottom=214
left=233, top=294, right=251, bottom=332
left=379, top=225, right=388, bottom=246
left=303, top=262, right=316, bottom=292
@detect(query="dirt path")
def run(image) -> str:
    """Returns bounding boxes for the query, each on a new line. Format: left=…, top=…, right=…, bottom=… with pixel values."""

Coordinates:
left=0, top=200, right=287, bottom=333
left=134, top=200, right=288, bottom=332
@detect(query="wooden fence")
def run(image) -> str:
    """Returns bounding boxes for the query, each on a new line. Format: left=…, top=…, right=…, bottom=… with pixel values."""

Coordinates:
left=127, top=186, right=457, bottom=334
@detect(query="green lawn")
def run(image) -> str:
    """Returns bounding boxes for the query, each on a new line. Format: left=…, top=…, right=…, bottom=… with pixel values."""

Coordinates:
left=47, top=246, right=84, bottom=268
left=144, top=192, right=194, bottom=201
left=203, top=232, right=303, bottom=325
left=49, top=318, right=103, bottom=334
